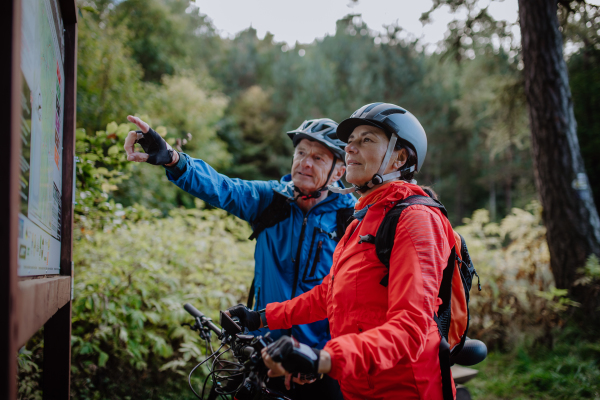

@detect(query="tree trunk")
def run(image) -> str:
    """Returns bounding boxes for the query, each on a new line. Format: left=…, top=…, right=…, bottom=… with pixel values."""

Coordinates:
left=518, top=0, right=600, bottom=295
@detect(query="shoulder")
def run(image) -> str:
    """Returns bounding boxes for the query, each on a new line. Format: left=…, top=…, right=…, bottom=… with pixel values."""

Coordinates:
left=395, top=205, right=450, bottom=241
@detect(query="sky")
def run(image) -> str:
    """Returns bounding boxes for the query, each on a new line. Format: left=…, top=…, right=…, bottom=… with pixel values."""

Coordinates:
left=193, top=0, right=521, bottom=48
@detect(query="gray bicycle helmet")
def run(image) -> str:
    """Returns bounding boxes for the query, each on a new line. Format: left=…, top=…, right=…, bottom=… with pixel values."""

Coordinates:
left=287, top=118, right=346, bottom=162
left=331, top=103, right=427, bottom=194
left=287, top=118, right=347, bottom=200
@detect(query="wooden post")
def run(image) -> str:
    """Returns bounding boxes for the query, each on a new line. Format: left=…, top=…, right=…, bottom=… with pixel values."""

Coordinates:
left=2, top=0, right=78, bottom=399
left=1, top=0, right=23, bottom=398
left=43, top=9, right=77, bottom=398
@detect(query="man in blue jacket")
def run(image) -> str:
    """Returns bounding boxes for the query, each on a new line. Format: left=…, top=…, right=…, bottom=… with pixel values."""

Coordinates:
left=124, top=115, right=355, bottom=399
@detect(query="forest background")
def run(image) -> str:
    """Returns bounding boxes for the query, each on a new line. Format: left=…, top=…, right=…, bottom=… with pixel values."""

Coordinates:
left=17, top=0, right=600, bottom=399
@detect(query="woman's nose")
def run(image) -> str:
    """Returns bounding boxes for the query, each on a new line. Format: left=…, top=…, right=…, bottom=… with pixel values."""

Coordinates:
left=345, top=143, right=356, bottom=153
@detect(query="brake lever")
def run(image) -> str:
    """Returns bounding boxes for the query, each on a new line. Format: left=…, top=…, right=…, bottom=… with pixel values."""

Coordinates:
left=181, top=322, right=194, bottom=329
left=181, top=320, right=213, bottom=341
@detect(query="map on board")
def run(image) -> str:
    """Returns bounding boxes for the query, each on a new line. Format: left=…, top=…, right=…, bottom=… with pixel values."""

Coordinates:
left=18, top=0, right=65, bottom=276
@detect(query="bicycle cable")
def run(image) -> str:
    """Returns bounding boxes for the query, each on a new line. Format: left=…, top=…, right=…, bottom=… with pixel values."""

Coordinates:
left=188, top=343, right=225, bottom=400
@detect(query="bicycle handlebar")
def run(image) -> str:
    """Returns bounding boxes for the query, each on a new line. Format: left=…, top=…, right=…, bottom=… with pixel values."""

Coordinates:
left=182, top=303, right=293, bottom=400
left=184, top=303, right=222, bottom=336
left=184, top=303, right=205, bottom=318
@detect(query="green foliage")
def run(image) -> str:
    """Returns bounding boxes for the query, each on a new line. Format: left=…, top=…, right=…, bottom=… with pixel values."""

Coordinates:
left=580, top=254, right=600, bottom=282
left=77, top=7, right=146, bottom=134
left=469, top=337, right=600, bottom=399
left=69, top=205, right=254, bottom=399
left=17, top=345, right=42, bottom=400
left=146, top=74, right=230, bottom=166
left=75, top=0, right=547, bottom=221
left=75, top=121, right=135, bottom=232
left=223, top=85, right=293, bottom=180
left=457, top=202, right=580, bottom=349
left=77, top=4, right=231, bottom=214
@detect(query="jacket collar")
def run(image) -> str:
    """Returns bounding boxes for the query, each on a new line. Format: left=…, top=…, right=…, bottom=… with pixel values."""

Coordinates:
left=364, top=181, right=429, bottom=212
left=273, top=174, right=356, bottom=210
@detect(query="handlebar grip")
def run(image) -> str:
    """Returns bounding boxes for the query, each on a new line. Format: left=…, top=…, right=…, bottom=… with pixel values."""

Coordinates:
left=242, top=346, right=255, bottom=358
left=184, top=303, right=222, bottom=336
left=184, top=303, right=205, bottom=319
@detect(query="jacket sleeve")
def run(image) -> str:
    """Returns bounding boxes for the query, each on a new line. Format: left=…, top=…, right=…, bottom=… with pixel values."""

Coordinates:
left=165, top=153, right=276, bottom=222
left=324, top=208, right=452, bottom=381
left=265, top=274, right=331, bottom=329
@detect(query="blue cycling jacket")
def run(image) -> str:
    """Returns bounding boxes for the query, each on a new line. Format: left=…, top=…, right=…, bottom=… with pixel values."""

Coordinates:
left=165, top=153, right=357, bottom=348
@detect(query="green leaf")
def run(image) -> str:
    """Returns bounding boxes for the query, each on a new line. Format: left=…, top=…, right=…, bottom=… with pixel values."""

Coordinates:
left=84, top=153, right=99, bottom=161
left=155, top=126, right=167, bottom=137
left=107, top=145, right=120, bottom=156
left=116, top=123, right=132, bottom=139
left=106, top=122, right=119, bottom=134
left=79, top=5, right=99, bottom=14
left=98, top=351, right=109, bottom=368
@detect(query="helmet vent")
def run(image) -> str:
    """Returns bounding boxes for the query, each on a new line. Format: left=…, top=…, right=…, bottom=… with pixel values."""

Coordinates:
left=361, top=102, right=382, bottom=116
left=380, top=108, right=406, bottom=116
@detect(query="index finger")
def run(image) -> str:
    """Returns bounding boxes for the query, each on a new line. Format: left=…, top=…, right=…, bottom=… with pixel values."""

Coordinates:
left=127, top=115, right=149, bottom=133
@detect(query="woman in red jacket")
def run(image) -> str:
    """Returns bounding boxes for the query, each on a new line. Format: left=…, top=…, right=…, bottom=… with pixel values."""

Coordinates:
left=229, top=103, right=456, bottom=399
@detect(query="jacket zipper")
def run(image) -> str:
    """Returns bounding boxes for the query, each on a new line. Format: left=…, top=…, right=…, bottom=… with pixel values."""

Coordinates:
left=303, top=227, right=318, bottom=279
left=291, top=216, right=308, bottom=299
left=308, top=241, right=323, bottom=278
left=289, top=194, right=343, bottom=298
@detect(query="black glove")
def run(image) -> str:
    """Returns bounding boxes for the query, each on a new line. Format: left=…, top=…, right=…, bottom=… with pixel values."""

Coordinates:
left=266, top=336, right=320, bottom=375
left=227, top=304, right=261, bottom=331
left=135, top=128, right=174, bottom=165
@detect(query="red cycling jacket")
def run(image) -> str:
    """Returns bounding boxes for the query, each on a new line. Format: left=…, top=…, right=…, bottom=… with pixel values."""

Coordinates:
left=266, top=181, right=456, bottom=399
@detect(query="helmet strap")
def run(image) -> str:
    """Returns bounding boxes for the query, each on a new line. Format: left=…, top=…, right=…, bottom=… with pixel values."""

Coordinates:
left=293, top=158, right=338, bottom=201
left=356, top=135, right=398, bottom=192
left=376, top=135, right=398, bottom=178
left=329, top=135, right=415, bottom=195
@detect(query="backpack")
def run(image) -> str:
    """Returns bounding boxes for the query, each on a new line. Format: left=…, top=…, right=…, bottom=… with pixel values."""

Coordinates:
left=246, top=191, right=355, bottom=308
left=366, top=195, right=480, bottom=400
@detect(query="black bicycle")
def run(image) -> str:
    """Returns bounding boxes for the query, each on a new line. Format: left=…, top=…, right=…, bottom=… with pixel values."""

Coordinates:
left=182, top=303, right=487, bottom=399
left=182, top=303, right=298, bottom=400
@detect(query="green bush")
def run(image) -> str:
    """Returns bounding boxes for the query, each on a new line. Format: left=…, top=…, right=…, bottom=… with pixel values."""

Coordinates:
left=68, top=205, right=255, bottom=399
left=457, top=202, right=600, bottom=352
left=457, top=202, right=573, bottom=349
left=468, top=336, right=600, bottom=399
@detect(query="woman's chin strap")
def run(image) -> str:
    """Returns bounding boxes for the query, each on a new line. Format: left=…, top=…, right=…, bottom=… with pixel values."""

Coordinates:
left=328, top=135, right=415, bottom=195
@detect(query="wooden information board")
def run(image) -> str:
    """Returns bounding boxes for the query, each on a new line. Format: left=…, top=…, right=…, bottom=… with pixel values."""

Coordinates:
left=1, top=0, right=77, bottom=398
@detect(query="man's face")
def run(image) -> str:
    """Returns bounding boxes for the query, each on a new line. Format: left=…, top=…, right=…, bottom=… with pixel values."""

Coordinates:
left=291, top=139, right=337, bottom=193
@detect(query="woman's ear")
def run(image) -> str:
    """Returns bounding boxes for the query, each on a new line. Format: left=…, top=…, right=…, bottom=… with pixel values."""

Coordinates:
left=392, top=148, right=407, bottom=170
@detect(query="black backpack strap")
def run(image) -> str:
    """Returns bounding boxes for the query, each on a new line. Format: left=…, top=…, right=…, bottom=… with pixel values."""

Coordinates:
left=246, top=277, right=255, bottom=309
left=434, top=247, right=457, bottom=400
left=436, top=247, right=456, bottom=341
left=434, top=315, right=455, bottom=400
left=336, top=207, right=355, bottom=242
left=247, top=192, right=292, bottom=308
left=249, top=191, right=292, bottom=240
left=375, top=195, right=449, bottom=287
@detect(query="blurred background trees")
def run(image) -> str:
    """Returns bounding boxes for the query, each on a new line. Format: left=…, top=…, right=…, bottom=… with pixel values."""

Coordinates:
left=16, top=0, right=600, bottom=398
